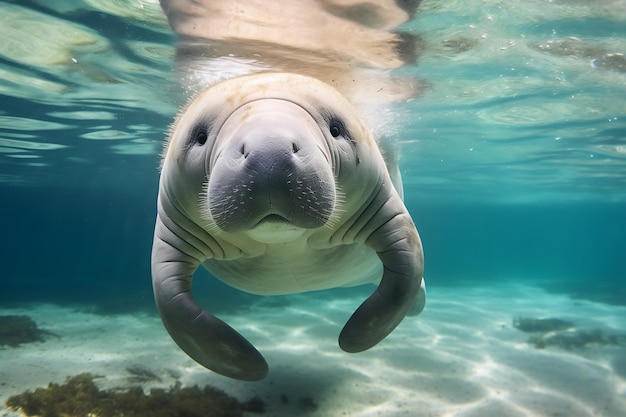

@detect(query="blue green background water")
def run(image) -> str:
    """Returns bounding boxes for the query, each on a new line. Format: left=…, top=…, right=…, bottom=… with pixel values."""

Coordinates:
left=1, top=0, right=624, bottom=313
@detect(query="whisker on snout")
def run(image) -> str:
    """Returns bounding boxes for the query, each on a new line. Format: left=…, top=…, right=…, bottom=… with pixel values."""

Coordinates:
left=198, top=180, right=224, bottom=236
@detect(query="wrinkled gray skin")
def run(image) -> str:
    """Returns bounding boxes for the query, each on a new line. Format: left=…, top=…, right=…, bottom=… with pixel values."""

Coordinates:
left=152, top=73, right=424, bottom=381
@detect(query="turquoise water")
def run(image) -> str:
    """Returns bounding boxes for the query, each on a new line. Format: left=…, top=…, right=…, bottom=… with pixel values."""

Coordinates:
left=1, top=0, right=626, bottom=415
left=1, top=0, right=624, bottom=306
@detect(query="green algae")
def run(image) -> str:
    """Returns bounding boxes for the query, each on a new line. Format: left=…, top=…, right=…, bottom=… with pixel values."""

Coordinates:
left=512, top=317, right=575, bottom=333
left=0, top=315, right=56, bottom=347
left=6, top=373, right=265, bottom=417
left=527, top=329, right=625, bottom=350
left=513, top=316, right=626, bottom=350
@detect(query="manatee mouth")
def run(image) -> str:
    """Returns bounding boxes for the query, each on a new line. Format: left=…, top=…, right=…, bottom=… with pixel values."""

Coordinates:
left=256, top=214, right=289, bottom=225
left=206, top=99, right=336, bottom=238
left=246, top=214, right=309, bottom=244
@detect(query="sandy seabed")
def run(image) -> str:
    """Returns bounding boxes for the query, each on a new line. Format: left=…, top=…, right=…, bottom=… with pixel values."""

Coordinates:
left=1, top=283, right=625, bottom=417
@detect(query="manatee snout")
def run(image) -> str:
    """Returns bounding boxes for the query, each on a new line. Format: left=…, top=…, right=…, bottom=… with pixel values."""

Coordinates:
left=207, top=100, right=336, bottom=234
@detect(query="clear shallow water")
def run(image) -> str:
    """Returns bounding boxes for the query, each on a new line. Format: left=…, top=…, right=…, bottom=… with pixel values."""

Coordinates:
left=2, top=285, right=626, bottom=416
left=0, top=0, right=625, bottom=414
left=1, top=0, right=624, bottom=199
left=2, top=0, right=623, bottom=302
left=402, top=0, right=626, bottom=203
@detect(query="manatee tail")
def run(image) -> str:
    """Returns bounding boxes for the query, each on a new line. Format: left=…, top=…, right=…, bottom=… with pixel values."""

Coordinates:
left=339, top=195, right=424, bottom=353
left=151, top=231, right=268, bottom=381
left=409, top=279, right=427, bottom=316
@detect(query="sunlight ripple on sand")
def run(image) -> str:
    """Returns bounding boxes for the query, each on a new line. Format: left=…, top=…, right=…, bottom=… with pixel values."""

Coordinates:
left=1, top=284, right=625, bottom=416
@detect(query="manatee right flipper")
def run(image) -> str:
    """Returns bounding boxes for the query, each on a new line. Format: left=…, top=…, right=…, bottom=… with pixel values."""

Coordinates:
left=151, top=234, right=268, bottom=381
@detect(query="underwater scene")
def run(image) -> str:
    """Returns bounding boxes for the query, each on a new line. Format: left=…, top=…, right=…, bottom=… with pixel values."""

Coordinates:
left=1, top=0, right=625, bottom=416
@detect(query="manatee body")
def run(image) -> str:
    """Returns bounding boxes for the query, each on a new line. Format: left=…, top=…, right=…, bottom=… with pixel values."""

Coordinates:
left=152, top=73, right=425, bottom=380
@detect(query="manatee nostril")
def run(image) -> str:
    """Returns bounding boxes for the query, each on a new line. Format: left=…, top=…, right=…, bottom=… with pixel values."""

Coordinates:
left=292, top=142, right=300, bottom=154
left=239, top=143, right=247, bottom=158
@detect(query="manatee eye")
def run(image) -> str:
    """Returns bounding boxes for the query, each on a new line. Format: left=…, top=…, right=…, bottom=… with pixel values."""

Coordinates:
left=329, top=118, right=345, bottom=138
left=192, top=126, right=208, bottom=145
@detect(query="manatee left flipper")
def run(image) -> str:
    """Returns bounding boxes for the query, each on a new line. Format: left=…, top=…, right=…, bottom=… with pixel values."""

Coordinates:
left=339, top=194, right=424, bottom=352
